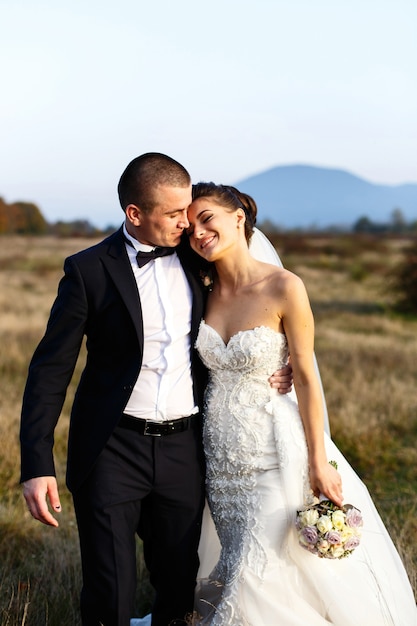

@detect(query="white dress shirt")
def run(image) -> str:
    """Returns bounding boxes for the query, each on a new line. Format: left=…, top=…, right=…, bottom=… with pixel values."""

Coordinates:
left=123, top=225, right=198, bottom=421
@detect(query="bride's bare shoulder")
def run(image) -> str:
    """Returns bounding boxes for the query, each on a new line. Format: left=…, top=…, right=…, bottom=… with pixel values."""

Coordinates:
left=260, top=262, right=300, bottom=282
left=262, top=264, right=307, bottom=296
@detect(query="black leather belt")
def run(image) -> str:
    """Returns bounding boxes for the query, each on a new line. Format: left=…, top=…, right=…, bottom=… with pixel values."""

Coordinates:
left=119, top=413, right=199, bottom=436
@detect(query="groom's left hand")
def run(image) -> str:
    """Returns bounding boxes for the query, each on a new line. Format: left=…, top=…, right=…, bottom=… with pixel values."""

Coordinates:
left=269, top=362, right=293, bottom=394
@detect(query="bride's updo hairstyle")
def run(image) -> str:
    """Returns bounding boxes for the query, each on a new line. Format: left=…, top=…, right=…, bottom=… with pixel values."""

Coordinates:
left=192, top=182, right=257, bottom=244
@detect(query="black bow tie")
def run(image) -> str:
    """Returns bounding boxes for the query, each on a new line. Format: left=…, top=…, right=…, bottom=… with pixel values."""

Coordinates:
left=136, top=246, right=176, bottom=268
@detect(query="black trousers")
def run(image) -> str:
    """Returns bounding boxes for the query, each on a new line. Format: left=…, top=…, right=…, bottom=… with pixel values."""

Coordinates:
left=72, top=419, right=205, bottom=626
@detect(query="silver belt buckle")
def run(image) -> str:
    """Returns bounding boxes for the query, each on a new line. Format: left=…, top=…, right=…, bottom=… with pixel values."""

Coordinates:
left=144, top=420, right=162, bottom=436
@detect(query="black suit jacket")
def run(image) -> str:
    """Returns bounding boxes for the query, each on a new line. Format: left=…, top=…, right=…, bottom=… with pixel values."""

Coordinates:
left=20, top=227, right=206, bottom=492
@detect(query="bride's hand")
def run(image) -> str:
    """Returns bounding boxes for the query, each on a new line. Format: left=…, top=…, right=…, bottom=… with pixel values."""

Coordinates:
left=309, top=462, right=343, bottom=508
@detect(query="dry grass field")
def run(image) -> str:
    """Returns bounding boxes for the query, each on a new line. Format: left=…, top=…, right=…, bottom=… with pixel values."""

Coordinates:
left=0, top=233, right=416, bottom=625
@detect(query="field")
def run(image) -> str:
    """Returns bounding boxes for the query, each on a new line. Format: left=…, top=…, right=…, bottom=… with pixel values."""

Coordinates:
left=0, top=233, right=416, bottom=624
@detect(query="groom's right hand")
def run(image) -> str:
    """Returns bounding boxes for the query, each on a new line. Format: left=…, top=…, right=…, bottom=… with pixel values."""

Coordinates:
left=22, top=476, right=62, bottom=527
left=269, top=362, right=293, bottom=394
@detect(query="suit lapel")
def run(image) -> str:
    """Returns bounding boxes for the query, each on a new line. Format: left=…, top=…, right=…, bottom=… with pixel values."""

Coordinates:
left=181, top=261, right=205, bottom=344
left=100, top=228, right=144, bottom=346
left=177, top=243, right=206, bottom=345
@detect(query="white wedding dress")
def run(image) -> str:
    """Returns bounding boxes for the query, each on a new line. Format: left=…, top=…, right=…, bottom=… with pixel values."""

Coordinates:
left=194, top=321, right=417, bottom=626
left=131, top=230, right=416, bottom=626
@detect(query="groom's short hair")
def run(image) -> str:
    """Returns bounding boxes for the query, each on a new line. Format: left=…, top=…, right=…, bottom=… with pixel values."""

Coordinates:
left=118, top=152, right=191, bottom=213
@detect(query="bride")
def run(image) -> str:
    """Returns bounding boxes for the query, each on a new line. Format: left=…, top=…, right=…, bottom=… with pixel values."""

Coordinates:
left=184, top=182, right=416, bottom=626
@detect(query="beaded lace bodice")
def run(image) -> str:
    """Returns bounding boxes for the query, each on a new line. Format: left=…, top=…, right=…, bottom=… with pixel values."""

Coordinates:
left=196, top=321, right=290, bottom=476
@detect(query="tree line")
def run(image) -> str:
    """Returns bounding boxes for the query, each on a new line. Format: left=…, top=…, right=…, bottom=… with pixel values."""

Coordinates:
left=0, top=197, right=112, bottom=237
left=352, top=208, right=417, bottom=234
left=2, top=195, right=417, bottom=237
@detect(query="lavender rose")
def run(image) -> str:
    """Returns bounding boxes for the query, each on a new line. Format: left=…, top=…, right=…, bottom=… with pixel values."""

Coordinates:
left=344, top=535, right=361, bottom=551
left=300, top=526, right=319, bottom=545
left=326, top=530, right=342, bottom=545
left=346, top=507, right=363, bottom=528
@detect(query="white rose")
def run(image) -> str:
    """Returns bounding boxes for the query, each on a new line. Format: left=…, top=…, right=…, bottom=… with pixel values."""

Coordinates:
left=317, top=514, right=333, bottom=534
left=340, top=527, right=354, bottom=542
left=299, top=508, right=319, bottom=527
left=332, top=509, right=346, bottom=530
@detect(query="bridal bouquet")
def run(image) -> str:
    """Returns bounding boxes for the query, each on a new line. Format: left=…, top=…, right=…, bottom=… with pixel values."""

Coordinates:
left=296, top=463, right=363, bottom=559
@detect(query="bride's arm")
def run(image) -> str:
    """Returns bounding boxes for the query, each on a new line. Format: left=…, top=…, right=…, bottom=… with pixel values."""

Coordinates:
left=250, top=229, right=331, bottom=433
left=280, top=271, right=343, bottom=506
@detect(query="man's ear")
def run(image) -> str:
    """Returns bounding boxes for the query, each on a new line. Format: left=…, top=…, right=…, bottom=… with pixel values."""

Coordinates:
left=125, top=204, right=142, bottom=226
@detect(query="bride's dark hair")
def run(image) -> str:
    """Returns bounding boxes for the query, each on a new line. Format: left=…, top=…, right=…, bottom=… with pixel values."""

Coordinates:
left=192, top=182, right=257, bottom=243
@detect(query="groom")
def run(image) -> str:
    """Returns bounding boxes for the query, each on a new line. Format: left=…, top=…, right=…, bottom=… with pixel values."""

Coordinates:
left=20, top=152, right=292, bottom=626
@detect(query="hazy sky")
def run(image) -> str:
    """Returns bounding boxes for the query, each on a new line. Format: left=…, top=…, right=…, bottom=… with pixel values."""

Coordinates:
left=1, top=0, right=416, bottom=227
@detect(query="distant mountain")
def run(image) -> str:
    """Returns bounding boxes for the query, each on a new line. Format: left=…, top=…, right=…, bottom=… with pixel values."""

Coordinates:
left=235, top=165, right=417, bottom=229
